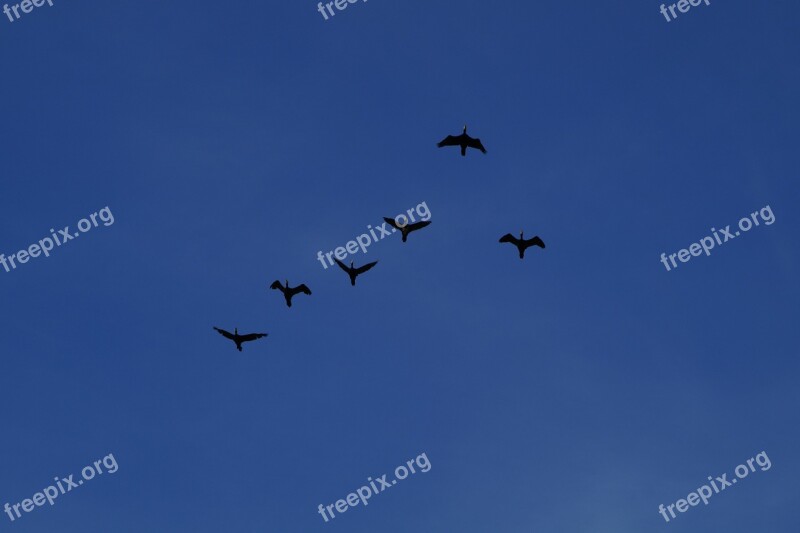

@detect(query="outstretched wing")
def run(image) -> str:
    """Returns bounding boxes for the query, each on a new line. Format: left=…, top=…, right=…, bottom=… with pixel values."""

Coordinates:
left=524, top=236, right=545, bottom=249
left=499, top=233, right=519, bottom=245
left=383, top=217, right=401, bottom=230
left=466, top=136, right=487, bottom=153
left=334, top=258, right=350, bottom=273
left=437, top=135, right=460, bottom=148
left=240, top=332, right=268, bottom=343
left=355, top=260, right=378, bottom=275
left=213, top=327, right=235, bottom=340
left=269, top=280, right=283, bottom=290
left=406, top=220, right=431, bottom=233
left=294, top=284, right=312, bottom=295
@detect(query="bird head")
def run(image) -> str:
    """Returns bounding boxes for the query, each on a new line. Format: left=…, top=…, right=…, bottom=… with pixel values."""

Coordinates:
left=285, top=279, right=288, bottom=287
left=350, top=261, right=354, bottom=269
left=463, top=124, right=467, bottom=133
left=520, top=229, right=524, bottom=239
left=234, top=327, right=238, bottom=335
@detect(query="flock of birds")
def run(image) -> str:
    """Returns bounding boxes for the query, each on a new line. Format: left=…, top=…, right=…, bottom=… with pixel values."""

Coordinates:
left=213, top=125, right=546, bottom=351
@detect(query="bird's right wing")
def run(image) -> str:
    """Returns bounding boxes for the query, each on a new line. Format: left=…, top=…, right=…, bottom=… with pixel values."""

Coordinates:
left=406, top=220, right=432, bottom=232
left=499, top=233, right=518, bottom=244
left=213, top=327, right=235, bottom=340
left=296, top=284, right=312, bottom=295
left=269, top=280, right=283, bottom=290
left=240, top=333, right=268, bottom=342
left=355, top=261, right=378, bottom=275
left=333, top=258, right=350, bottom=273
left=437, top=135, right=459, bottom=147
left=524, top=236, right=545, bottom=249
left=467, top=137, right=487, bottom=153
left=382, top=217, right=401, bottom=230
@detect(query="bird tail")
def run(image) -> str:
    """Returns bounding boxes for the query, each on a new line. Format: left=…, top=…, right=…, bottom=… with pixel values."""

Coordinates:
left=460, top=145, right=466, bottom=156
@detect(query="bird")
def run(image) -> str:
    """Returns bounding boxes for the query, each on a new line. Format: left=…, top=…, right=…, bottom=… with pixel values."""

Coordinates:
left=437, top=125, right=487, bottom=156
left=213, top=327, right=268, bottom=351
left=499, top=230, right=546, bottom=259
left=334, top=259, right=378, bottom=286
left=383, top=217, right=432, bottom=242
left=270, top=279, right=311, bottom=308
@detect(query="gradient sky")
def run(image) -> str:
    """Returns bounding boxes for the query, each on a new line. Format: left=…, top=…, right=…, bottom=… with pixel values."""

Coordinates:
left=1, top=0, right=798, bottom=531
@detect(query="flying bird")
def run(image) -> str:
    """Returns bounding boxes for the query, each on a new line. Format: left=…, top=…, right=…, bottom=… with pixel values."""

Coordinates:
left=383, top=217, right=432, bottom=242
left=499, top=231, right=546, bottom=259
left=270, top=279, right=312, bottom=307
left=334, top=259, right=378, bottom=286
left=213, top=327, right=268, bottom=352
left=437, top=125, right=487, bottom=156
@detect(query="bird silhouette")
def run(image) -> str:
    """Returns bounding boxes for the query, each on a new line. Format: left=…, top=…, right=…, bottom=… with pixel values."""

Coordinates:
left=270, top=279, right=312, bottom=307
left=437, top=125, right=487, bottom=156
left=383, top=217, right=432, bottom=242
left=499, top=230, right=545, bottom=259
left=334, top=259, right=378, bottom=286
left=213, top=327, right=268, bottom=351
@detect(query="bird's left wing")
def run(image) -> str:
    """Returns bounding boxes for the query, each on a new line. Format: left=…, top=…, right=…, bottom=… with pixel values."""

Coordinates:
left=333, top=258, right=350, bottom=273
left=213, top=327, right=235, bottom=340
left=437, top=135, right=460, bottom=147
left=383, top=217, right=401, bottom=230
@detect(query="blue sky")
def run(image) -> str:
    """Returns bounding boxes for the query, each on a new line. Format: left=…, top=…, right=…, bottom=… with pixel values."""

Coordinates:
left=1, top=0, right=798, bottom=531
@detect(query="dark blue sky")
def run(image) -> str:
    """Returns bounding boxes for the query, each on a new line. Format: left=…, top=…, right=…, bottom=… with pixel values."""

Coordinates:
left=1, top=0, right=798, bottom=531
